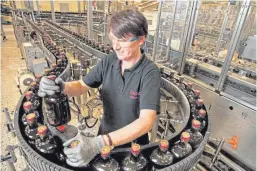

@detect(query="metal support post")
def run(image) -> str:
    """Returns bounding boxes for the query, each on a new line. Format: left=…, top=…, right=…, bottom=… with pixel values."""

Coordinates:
left=150, top=115, right=159, bottom=143
left=36, top=0, right=40, bottom=15
left=50, top=0, right=56, bottom=23
left=87, top=0, right=93, bottom=39
left=78, top=0, right=81, bottom=15
left=215, top=2, right=232, bottom=56
left=152, top=1, right=163, bottom=62
left=30, top=0, right=35, bottom=23
left=103, top=0, right=109, bottom=45
left=0, top=145, right=19, bottom=171
left=209, top=138, right=225, bottom=168
left=165, top=0, right=178, bottom=61
left=178, top=0, right=199, bottom=75
left=179, top=1, right=191, bottom=52
left=189, top=0, right=201, bottom=48
left=216, top=0, right=251, bottom=91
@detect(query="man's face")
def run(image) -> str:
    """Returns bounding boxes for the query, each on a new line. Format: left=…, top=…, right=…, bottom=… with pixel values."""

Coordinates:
left=108, top=31, right=145, bottom=61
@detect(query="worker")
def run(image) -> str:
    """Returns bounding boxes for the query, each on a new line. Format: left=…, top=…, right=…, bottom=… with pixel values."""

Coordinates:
left=38, top=9, right=160, bottom=167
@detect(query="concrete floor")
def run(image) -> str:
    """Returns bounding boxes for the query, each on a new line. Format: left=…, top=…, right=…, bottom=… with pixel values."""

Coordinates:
left=1, top=25, right=27, bottom=171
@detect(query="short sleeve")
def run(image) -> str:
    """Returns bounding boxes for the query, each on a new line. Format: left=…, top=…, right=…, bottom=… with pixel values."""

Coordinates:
left=83, top=57, right=106, bottom=88
left=140, top=69, right=161, bottom=113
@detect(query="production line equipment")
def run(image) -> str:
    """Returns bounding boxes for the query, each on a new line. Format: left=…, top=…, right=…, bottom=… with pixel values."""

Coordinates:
left=0, top=18, right=214, bottom=171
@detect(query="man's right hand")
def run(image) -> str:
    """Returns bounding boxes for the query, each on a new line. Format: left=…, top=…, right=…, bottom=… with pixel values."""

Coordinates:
left=38, top=76, right=64, bottom=97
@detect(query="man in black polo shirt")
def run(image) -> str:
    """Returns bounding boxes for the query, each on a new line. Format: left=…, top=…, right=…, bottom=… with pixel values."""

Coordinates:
left=38, top=9, right=160, bottom=167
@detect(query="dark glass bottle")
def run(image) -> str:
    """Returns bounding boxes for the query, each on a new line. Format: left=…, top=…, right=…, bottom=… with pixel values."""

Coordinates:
left=95, top=42, right=100, bottom=50
left=54, top=60, right=62, bottom=76
left=185, top=82, right=194, bottom=98
left=191, top=99, right=204, bottom=117
left=60, top=56, right=67, bottom=68
left=194, top=90, right=200, bottom=99
left=22, top=101, right=34, bottom=125
left=190, top=98, right=203, bottom=115
left=51, top=64, right=57, bottom=74
left=30, top=81, right=39, bottom=93
left=196, top=109, right=207, bottom=131
left=26, top=90, right=40, bottom=109
left=150, top=140, right=173, bottom=170
left=187, top=120, right=203, bottom=149
left=100, top=44, right=105, bottom=52
left=105, top=45, right=111, bottom=54
left=35, top=125, right=57, bottom=154
left=91, top=40, right=96, bottom=48
left=177, top=76, right=186, bottom=91
left=45, top=75, right=71, bottom=126
left=171, top=132, right=192, bottom=159
left=196, top=99, right=204, bottom=110
left=88, top=39, right=92, bottom=46
left=92, top=146, right=120, bottom=171
left=121, top=143, right=147, bottom=171
left=25, top=113, right=39, bottom=144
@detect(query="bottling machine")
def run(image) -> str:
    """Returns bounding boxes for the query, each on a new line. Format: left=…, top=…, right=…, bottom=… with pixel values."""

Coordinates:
left=1, top=0, right=255, bottom=171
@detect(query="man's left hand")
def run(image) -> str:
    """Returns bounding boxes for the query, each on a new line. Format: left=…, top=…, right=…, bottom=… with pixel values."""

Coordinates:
left=63, top=134, right=105, bottom=167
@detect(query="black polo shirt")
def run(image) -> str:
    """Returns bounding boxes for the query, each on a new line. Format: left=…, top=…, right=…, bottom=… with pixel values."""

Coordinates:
left=83, top=50, right=160, bottom=148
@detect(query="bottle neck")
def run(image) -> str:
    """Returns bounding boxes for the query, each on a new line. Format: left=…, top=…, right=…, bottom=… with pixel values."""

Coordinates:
left=101, top=155, right=111, bottom=164
left=179, top=141, right=188, bottom=147
left=28, top=122, right=37, bottom=129
left=191, top=127, right=199, bottom=133
left=157, top=148, right=167, bottom=157
left=197, top=116, right=205, bottom=121
left=196, top=104, right=203, bottom=109
left=130, top=153, right=139, bottom=162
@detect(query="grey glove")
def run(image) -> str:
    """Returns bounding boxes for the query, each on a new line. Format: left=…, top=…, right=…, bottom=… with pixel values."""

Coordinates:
left=38, top=76, right=65, bottom=97
left=63, top=134, right=105, bottom=167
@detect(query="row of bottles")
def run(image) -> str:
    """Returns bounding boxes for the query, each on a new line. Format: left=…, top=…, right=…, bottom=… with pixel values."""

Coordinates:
left=91, top=132, right=199, bottom=171
left=22, top=76, right=67, bottom=163
left=160, top=68, right=208, bottom=132
left=46, top=20, right=113, bottom=54
left=22, top=79, right=58, bottom=154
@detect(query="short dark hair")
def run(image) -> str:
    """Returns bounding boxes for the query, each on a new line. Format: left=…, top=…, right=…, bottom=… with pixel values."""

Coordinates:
left=108, top=9, right=148, bottom=38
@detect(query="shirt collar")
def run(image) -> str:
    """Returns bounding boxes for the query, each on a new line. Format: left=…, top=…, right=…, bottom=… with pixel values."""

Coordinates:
left=113, top=49, right=146, bottom=73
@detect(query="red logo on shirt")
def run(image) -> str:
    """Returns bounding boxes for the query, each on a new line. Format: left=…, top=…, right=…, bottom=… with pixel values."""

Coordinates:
left=130, top=91, right=141, bottom=99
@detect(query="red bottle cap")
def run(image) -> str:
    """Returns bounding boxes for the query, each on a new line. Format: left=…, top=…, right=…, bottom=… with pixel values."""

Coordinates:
left=187, top=82, right=193, bottom=88
left=181, top=132, right=190, bottom=142
left=47, top=75, right=56, bottom=81
left=192, top=119, right=201, bottom=129
left=194, top=90, right=200, bottom=96
left=25, top=91, right=33, bottom=100
left=70, top=140, right=80, bottom=148
left=131, top=143, right=141, bottom=156
left=196, top=99, right=204, bottom=105
left=56, top=125, right=66, bottom=133
left=198, top=109, right=206, bottom=117
left=100, top=146, right=111, bottom=158
left=159, top=139, right=169, bottom=151
left=23, top=101, right=32, bottom=111
left=37, top=125, right=48, bottom=136
left=26, top=113, right=36, bottom=123
left=30, top=81, right=37, bottom=87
